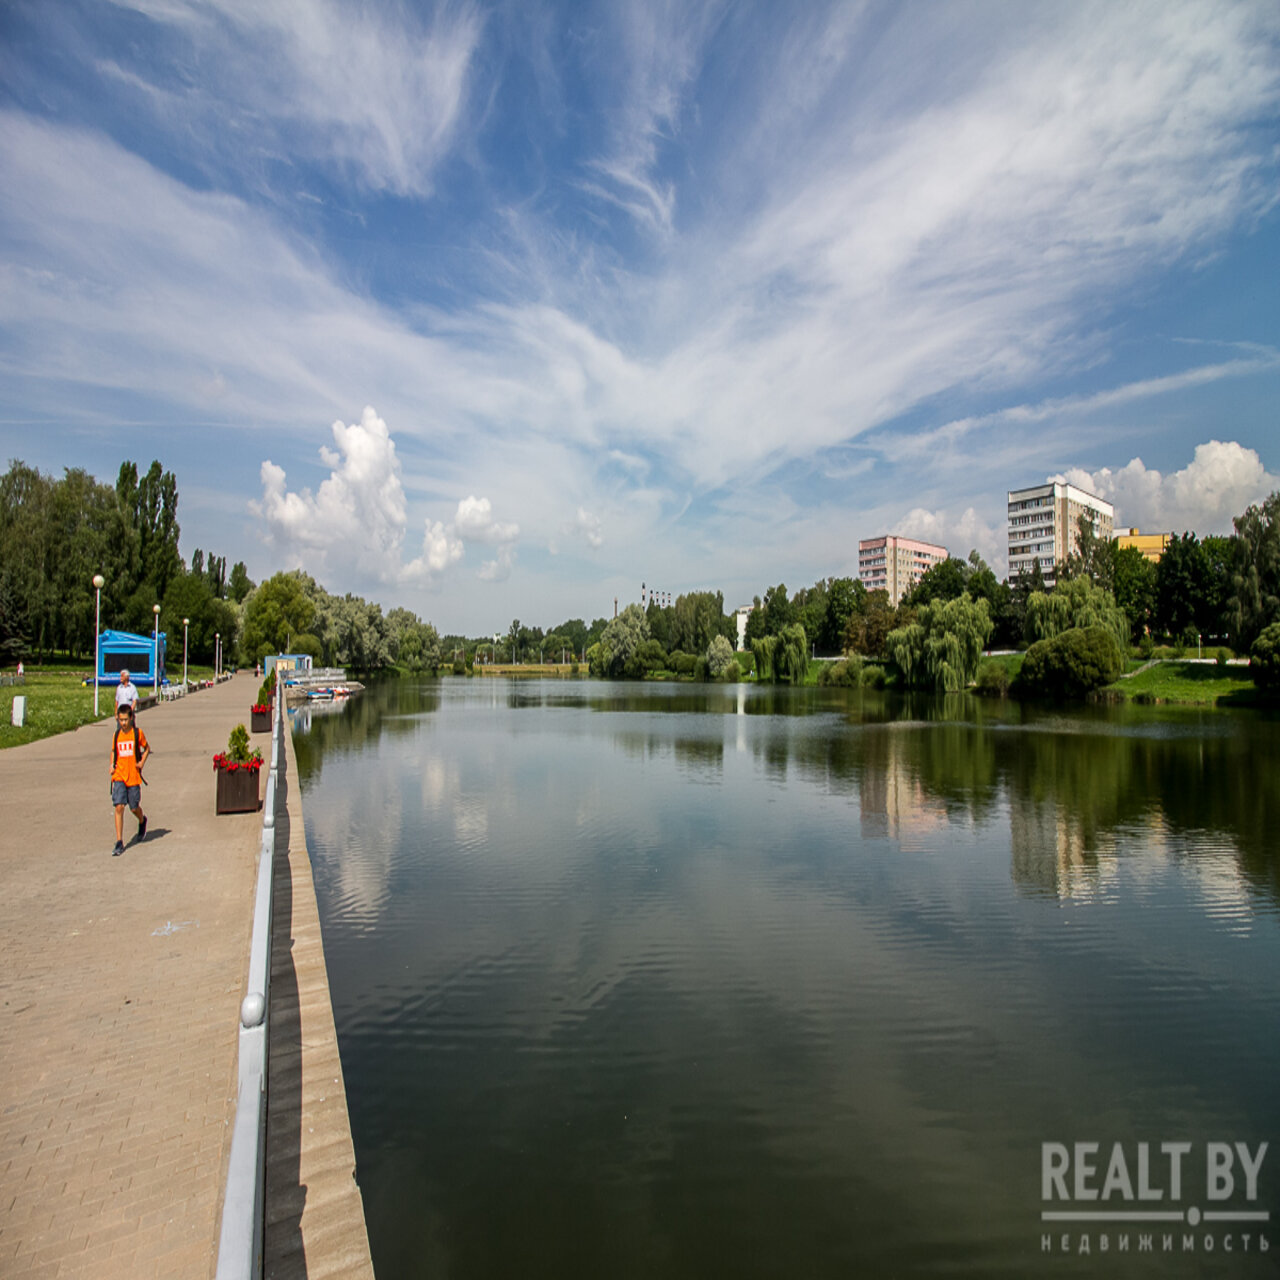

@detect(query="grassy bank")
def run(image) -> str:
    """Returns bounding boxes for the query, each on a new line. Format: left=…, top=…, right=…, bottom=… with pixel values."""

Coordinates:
left=1, top=667, right=115, bottom=748
left=1102, top=660, right=1258, bottom=706
left=0, top=663, right=220, bottom=748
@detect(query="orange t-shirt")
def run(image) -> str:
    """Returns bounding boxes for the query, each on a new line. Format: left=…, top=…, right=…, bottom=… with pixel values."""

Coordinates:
left=111, top=726, right=149, bottom=787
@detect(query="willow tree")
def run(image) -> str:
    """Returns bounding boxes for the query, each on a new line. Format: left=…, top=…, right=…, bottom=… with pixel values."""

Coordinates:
left=888, top=597, right=992, bottom=691
left=1025, top=577, right=1129, bottom=651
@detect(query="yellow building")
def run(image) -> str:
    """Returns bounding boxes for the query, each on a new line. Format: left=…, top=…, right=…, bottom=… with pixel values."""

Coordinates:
left=1114, top=528, right=1171, bottom=563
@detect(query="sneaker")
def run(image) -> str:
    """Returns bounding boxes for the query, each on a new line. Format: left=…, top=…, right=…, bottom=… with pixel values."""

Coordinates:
left=137, top=816, right=148, bottom=842
left=113, top=841, right=125, bottom=857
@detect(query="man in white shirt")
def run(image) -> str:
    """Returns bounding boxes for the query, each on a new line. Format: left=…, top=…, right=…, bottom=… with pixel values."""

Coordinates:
left=115, top=668, right=139, bottom=711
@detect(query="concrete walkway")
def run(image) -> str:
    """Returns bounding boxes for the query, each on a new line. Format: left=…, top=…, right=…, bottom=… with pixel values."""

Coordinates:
left=0, top=674, right=373, bottom=1278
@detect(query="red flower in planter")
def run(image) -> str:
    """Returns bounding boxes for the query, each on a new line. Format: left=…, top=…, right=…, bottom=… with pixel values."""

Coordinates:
left=251, top=703, right=271, bottom=714
left=213, top=752, right=264, bottom=774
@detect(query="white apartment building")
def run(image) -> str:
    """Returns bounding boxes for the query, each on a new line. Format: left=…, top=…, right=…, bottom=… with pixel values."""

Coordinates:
left=858, top=535, right=948, bottom=605
left=1007, top=482, right=1114, bottom=585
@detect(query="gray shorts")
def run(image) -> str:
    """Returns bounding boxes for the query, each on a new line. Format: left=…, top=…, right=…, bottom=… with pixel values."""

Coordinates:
left=111, top=780, right=141, bottom=809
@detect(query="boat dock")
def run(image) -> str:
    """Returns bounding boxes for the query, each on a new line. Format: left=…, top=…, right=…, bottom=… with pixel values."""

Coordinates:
left=0, top=673, right=374, bottom=1278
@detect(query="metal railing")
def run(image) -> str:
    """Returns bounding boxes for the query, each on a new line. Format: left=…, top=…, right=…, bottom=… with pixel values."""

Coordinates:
left=215, top=692, right=285, bottom=1280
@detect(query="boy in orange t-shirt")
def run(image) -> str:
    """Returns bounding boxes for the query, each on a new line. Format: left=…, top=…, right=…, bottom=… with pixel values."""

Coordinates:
left=110, top=703, right=150, bottom=856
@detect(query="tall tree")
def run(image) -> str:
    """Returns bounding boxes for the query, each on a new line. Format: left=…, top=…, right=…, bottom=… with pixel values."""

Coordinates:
left=1227, top=492, right=1280, bottom=650
left=818, top=577, right=865, bottom=654
left=240, top=572, right=316, bottom=661
left=1154, top=533, right=1210, bottom=640
left=228, top=561, right=255, bottom=604
left=903, top=557, right=967, bottom=606
left=1111, top=545, right=1157, bottom=639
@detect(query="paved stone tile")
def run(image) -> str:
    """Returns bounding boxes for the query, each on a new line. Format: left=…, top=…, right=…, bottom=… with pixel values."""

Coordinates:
left=1, top=673, right=374, bottom=1279
left=2, top=677, right=262, bottom=1279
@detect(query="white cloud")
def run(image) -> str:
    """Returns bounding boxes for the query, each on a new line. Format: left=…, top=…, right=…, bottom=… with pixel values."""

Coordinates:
left=454, top=495, right=520, bottom=545
left=256, top=406, right=412, bottom=581
left=560, top=507, right=604, bottom=550
left=404, top=520, right=465, bottom=584
left=254, top=406, right=524, bottom=588
left=579, top=2, right=719, bottom=234
left=102, top=0, right=484, bottom=196
left=478, top=545, right=516, bottom=583
left=891, top=507, right=1001, bottom=568
left=1058, top=440, right=1280, bottom=536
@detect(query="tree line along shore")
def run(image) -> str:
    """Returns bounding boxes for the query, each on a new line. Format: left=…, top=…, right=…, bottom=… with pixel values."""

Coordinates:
left=2, top=459, right=1277, bottom=738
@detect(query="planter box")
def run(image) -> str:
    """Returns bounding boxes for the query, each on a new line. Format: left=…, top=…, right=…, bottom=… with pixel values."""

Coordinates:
left=251, top=708, right=272, bottom=733
left=215, top=766, right=260, bottom=814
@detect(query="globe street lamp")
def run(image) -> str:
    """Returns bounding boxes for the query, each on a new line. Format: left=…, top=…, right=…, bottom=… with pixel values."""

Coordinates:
left=92, top=574, right=105, bottom=716
left=153, top=604, right=161, bottom=698
left=183, top=618, right=189, bottom=689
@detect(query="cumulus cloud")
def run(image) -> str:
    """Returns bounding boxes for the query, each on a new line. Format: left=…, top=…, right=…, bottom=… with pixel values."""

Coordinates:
left=478, top=544, right=517, bottom=583
left=454, top=495, right=520, bottom=545
left=256, top=406, right=521, bottom=587
left=1055, top=440, right=1279, bottom=536
left=256, top=406, right=411, bottom=580
left=891, top=507, right=1001, bottom=567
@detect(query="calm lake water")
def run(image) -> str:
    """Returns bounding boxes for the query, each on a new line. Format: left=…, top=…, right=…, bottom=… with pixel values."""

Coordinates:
left=292, top=678, right=1280, bottom=1279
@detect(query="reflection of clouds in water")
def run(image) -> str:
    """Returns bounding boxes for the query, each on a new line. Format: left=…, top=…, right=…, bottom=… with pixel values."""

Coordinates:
left=307, top=682, right=1280, bottom=1269
left=305, top=740, right=415, bottom=928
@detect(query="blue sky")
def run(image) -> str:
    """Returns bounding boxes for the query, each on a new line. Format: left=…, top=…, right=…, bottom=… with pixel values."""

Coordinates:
left=1, top=0, right=1278, bottom=635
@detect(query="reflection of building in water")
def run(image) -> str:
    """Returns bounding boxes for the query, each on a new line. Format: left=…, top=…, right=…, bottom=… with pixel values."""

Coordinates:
left=1010, top=801, right=1107, bottom=899
left=858, top=731, right=948, bottom=843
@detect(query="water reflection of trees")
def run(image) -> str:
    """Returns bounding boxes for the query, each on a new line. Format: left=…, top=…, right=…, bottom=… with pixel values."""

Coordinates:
left=295, top=678, right=1279, bottom=909
left=734, top=693, right=1279, bottom=908
left=292, top=677, right=441, bottom=780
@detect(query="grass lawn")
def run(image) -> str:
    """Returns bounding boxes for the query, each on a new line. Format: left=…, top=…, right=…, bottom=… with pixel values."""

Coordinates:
left=0, top=666, right=113, bottom=748
left=0, top=663, right=220, bottom=748
left=1104, top=660, right=1258, bottom=706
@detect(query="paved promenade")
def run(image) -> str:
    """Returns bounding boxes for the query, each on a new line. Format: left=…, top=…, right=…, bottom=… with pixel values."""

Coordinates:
left=0, top=674, right=373, bottom=1278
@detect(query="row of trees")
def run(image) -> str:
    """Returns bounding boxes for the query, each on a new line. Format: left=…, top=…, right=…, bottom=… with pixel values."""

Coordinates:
left=0, top=459, right=253, bottom=665
left=0, top=458, right=445, bottom=676
left=238, top=570, right=443, bottom=674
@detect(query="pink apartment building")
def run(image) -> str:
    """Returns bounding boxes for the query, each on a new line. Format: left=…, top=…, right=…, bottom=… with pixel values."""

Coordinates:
left=858, top=535, right=948, bottom=605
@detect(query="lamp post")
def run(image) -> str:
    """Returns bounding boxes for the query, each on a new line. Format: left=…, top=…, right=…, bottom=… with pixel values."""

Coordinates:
left=153, top=604, right=161, bottom=696
left=183, top=618, right=189, bottom=688
left=215, top=632, right=221, bottom=680
left=92, top=574, right=105, bottom=716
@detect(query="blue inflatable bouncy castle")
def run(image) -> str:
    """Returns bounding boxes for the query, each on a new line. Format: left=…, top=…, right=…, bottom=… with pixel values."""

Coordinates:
left=97, top=629, right=167, bottom=687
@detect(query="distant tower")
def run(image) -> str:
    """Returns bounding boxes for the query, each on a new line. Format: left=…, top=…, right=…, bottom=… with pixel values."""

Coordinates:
left=642, top=581, right=647, bottom=607
left=614, top=596, right=618, bottom=618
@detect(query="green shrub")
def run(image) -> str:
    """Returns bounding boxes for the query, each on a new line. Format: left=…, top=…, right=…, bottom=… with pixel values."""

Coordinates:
left=1179, top=624, right=1199, bottom=649
left=225, top=723, right=261, bottom=765
left=1138, top=633, right=1154, bottom=660
left=818, top=657, right=862, bottom=687
left=974, top=661, right=1010, bottom=697
left=707, top=635, right=737, bottom=678
left=1250, top=622, right=1280, bottom=691
left=1015, top=626, right=1125, bottom=699
left=860, top=664, right=887, bottom=689
left=452, top=655, right=466, bottom=675
left=1216, top=647, right=1231, bottom=667
left=669, top=651, right=698, bottom=675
